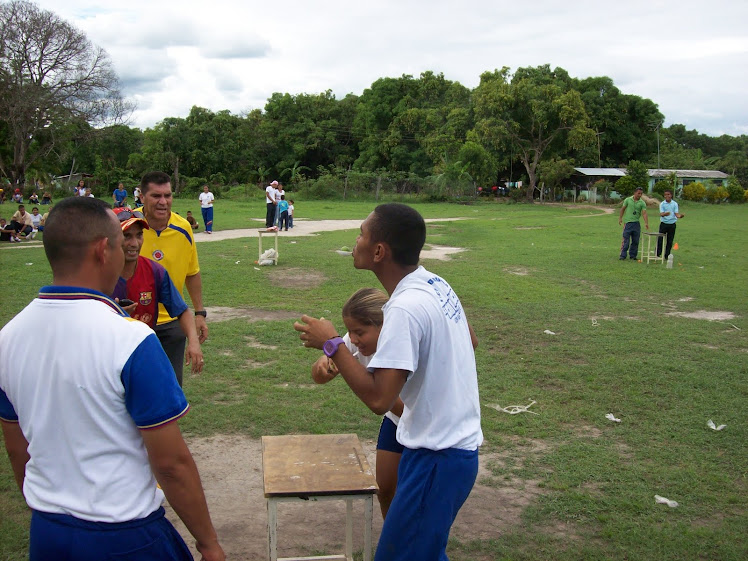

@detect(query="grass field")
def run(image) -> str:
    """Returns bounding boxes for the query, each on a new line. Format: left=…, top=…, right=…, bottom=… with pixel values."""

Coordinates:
left=1, top=197, right=747, bottom=560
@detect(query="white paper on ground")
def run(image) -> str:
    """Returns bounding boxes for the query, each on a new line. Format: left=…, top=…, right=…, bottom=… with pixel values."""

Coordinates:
left=605, top=413, right=622, bottom=423
left=655, top=495, right=679, bottom=508
left=543, top=329, right=556, bottom=335
left=486, top=400, right=538, bottom=415
left=707, top=419, right=726, bottom=431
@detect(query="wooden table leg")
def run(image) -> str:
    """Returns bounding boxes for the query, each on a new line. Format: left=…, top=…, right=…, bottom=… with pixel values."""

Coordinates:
left=363, top=495, right=373, bottom=561
left=267, top=498, right=278, bottom=561
left=345, top=499, right=353, bottom=560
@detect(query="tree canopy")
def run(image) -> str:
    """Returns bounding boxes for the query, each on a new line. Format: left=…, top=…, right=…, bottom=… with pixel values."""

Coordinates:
left=0, top=0, right=131, bottom=187
left=2, top=2, right=746, bottom=198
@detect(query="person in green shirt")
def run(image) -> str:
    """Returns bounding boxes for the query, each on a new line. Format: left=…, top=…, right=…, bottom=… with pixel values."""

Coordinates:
left=618, top=187, right=649, bottom=260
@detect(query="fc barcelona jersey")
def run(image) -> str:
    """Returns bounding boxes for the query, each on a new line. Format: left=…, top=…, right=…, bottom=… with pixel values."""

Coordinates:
left=112, top=256, right=188, bottom=328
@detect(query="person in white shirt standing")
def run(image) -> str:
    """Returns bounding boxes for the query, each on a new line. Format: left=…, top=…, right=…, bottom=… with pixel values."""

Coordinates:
left=265, top=180, right=278, bottom=228
left=296, top=203, right=482, bottom=561
left=198, top=185, right=215, bottom=234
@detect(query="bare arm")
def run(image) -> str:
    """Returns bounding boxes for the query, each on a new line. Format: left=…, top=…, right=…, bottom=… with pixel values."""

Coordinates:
left=468, top=321, right=478, bottom=350
left=1, top=421, right=29, bottom=493
left=184, top=273, right=208, bottom=344
left=142, top=422, right=225, bottom=561
left=642, top=209, right=649, bottom=229
left=295, top=315, right=406, bottom=414
left=178, top=310, right=204, bottom=373
left=618, top=204, right=625, bottom=225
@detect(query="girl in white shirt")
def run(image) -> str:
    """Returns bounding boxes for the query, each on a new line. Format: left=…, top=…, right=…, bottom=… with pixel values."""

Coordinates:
left=311, top=288, right=403, bottom=518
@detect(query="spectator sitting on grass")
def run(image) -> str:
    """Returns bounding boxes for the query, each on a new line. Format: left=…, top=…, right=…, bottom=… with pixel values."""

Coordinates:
left=186, top=211, right=199, bottom=230
left=10, top=205, right=33, bottom=239
left=41, top=192, right=52, bottom=205
left=28, top=193, right=40, bottom=205
left=0, top=218, right=21, bottom=242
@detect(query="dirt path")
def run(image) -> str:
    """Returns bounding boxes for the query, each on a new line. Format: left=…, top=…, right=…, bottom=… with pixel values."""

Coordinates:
left=165, top=434, right=542, bottom=560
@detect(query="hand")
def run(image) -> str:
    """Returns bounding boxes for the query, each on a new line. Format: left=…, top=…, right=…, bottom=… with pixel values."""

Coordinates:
left=312, top=355, right=339, bottom=384
left=294, top=315, right=338, bottom=350
left=115, top=298, right=138, bottom=316
left=663, top=211, right=671, bottom=216
left=197, top=540, right=225, bottom=561
left=195, top=315, right=209, bottom=344
left=618, top=219, right=622, bottom=226
left=186, top=342, right=204, bottom=374
left=645, top=224, right=649, bottom=230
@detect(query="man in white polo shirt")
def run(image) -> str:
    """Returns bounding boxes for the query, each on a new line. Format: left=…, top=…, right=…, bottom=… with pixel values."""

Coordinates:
left=0, top=197, right=224, bottom=561
left=296, top=203, right=482, bottom=561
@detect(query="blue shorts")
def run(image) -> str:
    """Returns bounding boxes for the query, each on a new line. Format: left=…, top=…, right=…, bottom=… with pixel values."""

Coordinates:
left=376, top=416, right=404, bottom=454
left=30, top=506, right=193, bottom=561
left=375, top=446, right=478, bottom=561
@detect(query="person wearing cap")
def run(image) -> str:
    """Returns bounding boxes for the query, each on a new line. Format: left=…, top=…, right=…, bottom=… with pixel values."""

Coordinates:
left=0, top=196, right=225, bottom=561
left=265, top=180, right=279, bottom=228
left=137, top=171, right=207, bottom=387
left=618, top=186, right=649, bottom=260
left=111, top=207, right=204, bottom=375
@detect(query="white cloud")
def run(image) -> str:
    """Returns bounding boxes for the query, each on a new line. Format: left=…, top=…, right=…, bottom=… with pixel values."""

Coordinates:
left=37, top=0, right=748, bottom=136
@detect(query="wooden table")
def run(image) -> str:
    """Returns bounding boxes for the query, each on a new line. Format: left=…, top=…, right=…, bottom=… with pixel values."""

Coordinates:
left=641, top=231, right=666, bottom=265
left=262, top=434, right=378, bottom=561
left=258, top=228, right=279, bottom=265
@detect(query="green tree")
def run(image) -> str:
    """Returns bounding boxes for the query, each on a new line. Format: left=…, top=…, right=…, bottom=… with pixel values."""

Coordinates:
left=472, top=65, right=595, bottom=201
left=573, top=76, right=663, bottom=166
left=725, top=176, right=744, bottom=203
left=538, top=157, right=575, bottom=201
left=0, top=0, right=131, bottom=186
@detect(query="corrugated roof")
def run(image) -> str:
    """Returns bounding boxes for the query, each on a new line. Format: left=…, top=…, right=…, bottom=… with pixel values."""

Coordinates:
left=648, top=169, right=728, bottom=179
left=574, top=168, right=626, bottom=176
left=575, top=168, right=728, bottom=179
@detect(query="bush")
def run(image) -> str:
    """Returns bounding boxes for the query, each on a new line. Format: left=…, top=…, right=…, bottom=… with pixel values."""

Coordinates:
left=180, top=176, right=208, bottom=195
left=705, top=186, right=729, bottom=204
left=509, top=187, right=526, bottom=202
left=614, top=176, right=636, bottom=197
left=682, top=182, right=706, bottom=202
left=653, top=172, right=678, bottom=198
left=725, top=177, right=744, bottom=203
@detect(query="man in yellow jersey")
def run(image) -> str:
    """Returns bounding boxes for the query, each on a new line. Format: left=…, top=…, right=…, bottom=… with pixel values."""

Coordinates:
left=138, top=171, right=208, bottom=385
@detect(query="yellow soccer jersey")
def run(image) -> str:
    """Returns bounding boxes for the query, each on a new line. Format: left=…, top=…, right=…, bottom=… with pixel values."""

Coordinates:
left=139, top=212, right=200, bottom=325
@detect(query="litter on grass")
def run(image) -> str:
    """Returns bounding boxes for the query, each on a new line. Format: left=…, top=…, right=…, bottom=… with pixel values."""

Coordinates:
left=543, top=329, right=556, bottom=335
left=335, top=250, right=352, bottom=256
left=486, top=400, right=538, bottom=415
left=655, top=495, right=679, bottom=508
left=707, top=419, right=726, bottom=431
left=605, top=413, right=622, bottom=423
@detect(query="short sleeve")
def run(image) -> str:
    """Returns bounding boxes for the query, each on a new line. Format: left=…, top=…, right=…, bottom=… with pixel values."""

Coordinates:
left=121, top=333, right=189, bottom=429
left=0, top=387, right=18, bottom=422
left=367, top=305, right=421, bottom=375
left=154, top=264, right=188, bottom=319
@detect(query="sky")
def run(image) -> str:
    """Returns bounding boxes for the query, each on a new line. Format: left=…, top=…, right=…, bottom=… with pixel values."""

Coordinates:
left=35, top=0, right=748, bottom=137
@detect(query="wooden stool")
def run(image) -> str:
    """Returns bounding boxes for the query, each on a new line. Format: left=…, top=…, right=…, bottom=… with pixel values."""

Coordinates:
left=641, top=232, right=666, bottom=265
left=258, top=229, right=279, bottom=265
left=262, top=434, right=378, bottom=561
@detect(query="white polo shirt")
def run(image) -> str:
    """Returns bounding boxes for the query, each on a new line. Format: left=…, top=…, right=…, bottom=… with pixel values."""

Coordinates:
left=0, top=287, right=189, bottom=522
left=368, top=266, right=482, bottom=451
